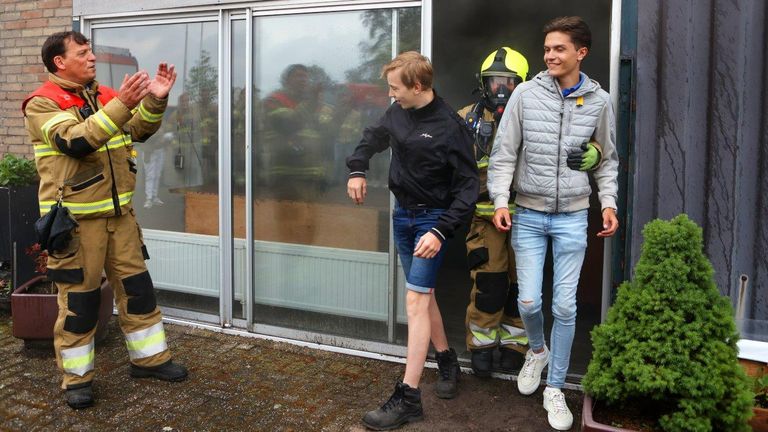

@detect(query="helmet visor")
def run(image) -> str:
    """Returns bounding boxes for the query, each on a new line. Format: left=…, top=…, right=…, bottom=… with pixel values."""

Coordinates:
left=483, top=75, right=518, bottom=94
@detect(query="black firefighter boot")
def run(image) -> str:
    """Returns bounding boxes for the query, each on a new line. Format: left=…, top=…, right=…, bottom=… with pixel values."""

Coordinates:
left=435, top=348, right=460, bottom=399
left=65, top=382, right=94, bottom=409
left=499, top=346, right=525, bottom=372
left=470, top=347, right=494, bottom=378
left=362, top=381, right=424, bottom=430
left=130, top=360, right=189, bottom=382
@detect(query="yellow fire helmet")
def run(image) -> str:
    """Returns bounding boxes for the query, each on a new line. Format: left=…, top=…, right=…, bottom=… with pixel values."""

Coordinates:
left=479, top=47, right=529, bottom=113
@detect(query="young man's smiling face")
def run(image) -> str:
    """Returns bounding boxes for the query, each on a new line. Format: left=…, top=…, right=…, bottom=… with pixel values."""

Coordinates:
left=55, top=37, right=97, bottom=85
left=543, top=31, right=587, bottom=83
left=386, top=68, right=421, bottom=109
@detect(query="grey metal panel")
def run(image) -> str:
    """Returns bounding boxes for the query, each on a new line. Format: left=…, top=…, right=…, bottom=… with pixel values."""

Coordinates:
left=630, top=0, right=767, bottom=319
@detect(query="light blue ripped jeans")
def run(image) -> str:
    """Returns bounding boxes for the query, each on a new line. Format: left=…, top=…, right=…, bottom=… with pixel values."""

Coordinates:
left=511, top=206, right=588, bottom=388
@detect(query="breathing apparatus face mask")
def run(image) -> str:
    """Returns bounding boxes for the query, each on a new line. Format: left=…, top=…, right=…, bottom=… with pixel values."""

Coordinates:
left=482, top=75, right=517, bottom=118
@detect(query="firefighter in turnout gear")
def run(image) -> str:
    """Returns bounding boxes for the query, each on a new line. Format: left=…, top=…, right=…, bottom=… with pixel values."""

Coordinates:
left=22, top=31, right=188, bottom=409
left=459, top=47, right=531, bottom=376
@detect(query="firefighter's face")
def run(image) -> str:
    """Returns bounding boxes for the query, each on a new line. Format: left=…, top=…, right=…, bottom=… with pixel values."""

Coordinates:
left=386, top=68, right=421, bottom=109
left=55, top=38, right=97, bottom=85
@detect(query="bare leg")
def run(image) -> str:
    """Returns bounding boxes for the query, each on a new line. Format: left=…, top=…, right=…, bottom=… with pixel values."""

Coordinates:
left=428, top=293, right=449, bottom=352
left=403, top=290, right=432, bottom=388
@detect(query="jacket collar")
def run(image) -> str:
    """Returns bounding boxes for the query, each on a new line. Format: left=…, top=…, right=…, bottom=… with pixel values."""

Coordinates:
left=408, top=89, right=440, bottom=120
left=49, top=73, right=100, bottom=94
left=531, top=70, right=600, bottom=98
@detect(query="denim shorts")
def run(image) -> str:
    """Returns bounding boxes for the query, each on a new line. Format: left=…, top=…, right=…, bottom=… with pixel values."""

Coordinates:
left=392, top=203, right=447, bottom=293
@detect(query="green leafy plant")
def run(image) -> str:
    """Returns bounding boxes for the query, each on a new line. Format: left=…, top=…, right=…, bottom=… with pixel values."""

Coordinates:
left=755, top=375, right=768, bottom=409
left=583, top=214, right=754, bottom=431
left=0, top=154, right=37, bottom=186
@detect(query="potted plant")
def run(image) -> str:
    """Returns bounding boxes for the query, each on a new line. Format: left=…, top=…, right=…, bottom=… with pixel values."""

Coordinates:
left=11, top=243, right=113, bottom=349
left=752, top=374, right=768, bottom=432
left=0, top=154, right=40, bottom=289
left=581, top=214, right=754, bottom=431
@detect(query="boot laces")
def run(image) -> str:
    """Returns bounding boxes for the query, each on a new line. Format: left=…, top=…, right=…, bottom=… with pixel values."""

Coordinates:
left=381, top=392, right=403, bottom=412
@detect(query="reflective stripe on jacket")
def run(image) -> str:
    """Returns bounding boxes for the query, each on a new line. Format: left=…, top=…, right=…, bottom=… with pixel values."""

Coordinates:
left=23, top=74, right=167, bottom=219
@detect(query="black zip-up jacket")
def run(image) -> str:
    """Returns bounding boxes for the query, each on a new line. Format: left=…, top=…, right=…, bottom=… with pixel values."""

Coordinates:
left=346, top=94, right=479, bottom=241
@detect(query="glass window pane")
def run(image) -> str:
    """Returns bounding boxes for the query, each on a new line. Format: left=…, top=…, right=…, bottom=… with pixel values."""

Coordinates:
left=93, top=22, right=220, bottom=315
left=246, top=8, right=419, bottom=340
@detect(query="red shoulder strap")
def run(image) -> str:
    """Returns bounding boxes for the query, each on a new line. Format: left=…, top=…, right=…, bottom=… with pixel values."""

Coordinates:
left=266, top=91, right=297, bottom=110
left=96, top=86, right=118, bottom=106
left=22, top=81, right=85, bottom=115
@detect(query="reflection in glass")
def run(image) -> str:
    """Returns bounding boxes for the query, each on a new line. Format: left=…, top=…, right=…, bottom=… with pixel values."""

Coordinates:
left=93, top=22, right=220, bottom=314
left=231, top=8, right=420, bottom=340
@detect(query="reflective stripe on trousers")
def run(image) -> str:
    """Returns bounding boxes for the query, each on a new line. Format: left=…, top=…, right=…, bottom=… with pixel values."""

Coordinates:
left=125, top=322, right=168, bottom=361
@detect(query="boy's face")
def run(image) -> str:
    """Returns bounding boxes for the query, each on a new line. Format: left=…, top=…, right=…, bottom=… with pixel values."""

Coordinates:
left=543, top=31, right=587, bottom=81
left=386, top=68, right=421, bottom=109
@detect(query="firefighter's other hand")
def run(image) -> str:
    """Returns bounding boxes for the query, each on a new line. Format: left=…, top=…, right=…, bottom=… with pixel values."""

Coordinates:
left=414, top=232, right=442, bottom=259
left=597, top=208, right=619, bottom=237
left=148, top=63, right=177, bottom=99
left=566, top=142, right=601, bottom=171
left=347, top=177, right=367, bottom=205
left=118, top=71, right=150, bottom=109
left=492, top=208, right=512, bottom=232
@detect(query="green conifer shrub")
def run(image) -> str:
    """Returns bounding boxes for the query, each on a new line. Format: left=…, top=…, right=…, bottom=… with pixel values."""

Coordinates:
left=582, top=214, right=754, bottom=431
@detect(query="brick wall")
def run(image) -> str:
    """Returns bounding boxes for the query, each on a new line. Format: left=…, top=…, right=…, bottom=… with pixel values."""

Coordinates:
left=0, top=0, right=73, bottom=158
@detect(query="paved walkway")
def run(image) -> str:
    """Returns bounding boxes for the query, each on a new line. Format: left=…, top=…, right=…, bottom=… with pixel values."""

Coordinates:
left=0, top=312, right=583, bottom=431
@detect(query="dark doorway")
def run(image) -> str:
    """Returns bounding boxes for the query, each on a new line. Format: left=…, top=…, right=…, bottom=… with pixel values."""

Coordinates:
left=427, top=0, right=613, bottom=382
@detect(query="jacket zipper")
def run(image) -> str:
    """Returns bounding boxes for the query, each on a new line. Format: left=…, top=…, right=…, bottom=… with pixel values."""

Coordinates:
left=86, top=88, right=121, bottom=216
left=555, top=98, right=564, bottom=213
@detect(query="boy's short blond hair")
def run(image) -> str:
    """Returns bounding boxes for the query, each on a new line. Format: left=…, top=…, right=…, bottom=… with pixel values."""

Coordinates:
left=380, top=51, right=433, bottom=90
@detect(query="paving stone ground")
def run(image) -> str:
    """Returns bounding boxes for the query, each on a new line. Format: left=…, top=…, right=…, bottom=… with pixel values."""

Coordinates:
left=0, top=311, right=583, bottom=431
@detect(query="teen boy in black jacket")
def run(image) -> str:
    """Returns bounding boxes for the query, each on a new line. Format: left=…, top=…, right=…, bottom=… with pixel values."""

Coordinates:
left=346, top=51, right=478, bottom=431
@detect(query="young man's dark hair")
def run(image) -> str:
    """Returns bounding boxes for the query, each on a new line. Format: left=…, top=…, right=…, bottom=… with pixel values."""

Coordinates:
left=41, top=31, right=90, bottom=73
left=542, top=16, right=592, bottom=51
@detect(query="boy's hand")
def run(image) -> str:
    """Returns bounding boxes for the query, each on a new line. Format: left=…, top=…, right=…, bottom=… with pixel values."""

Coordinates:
left=414, top=232, right=442, bottom=258
left=347, top=177, right=367, bottom=205
left=598, top=208, right=619, bottom=237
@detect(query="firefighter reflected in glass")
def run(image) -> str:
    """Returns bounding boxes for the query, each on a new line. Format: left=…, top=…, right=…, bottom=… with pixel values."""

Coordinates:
left=261, top=64, right=348, bottom=244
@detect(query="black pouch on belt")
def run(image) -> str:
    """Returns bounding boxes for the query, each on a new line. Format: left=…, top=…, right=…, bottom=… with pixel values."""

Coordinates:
left=35, top=203, right=79, bottom=252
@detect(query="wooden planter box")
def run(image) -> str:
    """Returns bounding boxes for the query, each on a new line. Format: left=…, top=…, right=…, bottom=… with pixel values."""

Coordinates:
left=752, top=406, right=768, bottom=432
left=11, top=275, right=113, bottom=348
left=581, top=394, right=636, bottom=432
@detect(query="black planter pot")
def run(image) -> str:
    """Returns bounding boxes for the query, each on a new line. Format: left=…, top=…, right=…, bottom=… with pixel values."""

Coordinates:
left=0, top=183, right=40, bottom=288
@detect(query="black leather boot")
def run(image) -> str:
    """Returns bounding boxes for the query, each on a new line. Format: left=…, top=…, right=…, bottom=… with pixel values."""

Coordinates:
left=470, top=347, right=494, bottom=378
left=362, top=381, right=423, bottom=430
left=435, top=348, right=460, bottom=399
left=499, top=346, right=524, bottom=372
left=130, top=360, right=188, bottom=382
left=65, top=382, right=94, bottom=409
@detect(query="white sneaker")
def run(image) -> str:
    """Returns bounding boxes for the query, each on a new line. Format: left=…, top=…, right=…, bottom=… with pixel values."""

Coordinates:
left=152, top=197, right=164, bottom=205
left=517, top=347, right=549, bottom=395
left=543, top=387, right=573, bottom=430
left=143, top=199, right=153, bottom=208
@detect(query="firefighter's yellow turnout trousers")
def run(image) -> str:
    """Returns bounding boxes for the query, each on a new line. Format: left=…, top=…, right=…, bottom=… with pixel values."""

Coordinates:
left=464, top=215, right=528, bottom=354
left=459, top=102, right=527, bottom=354
left=50, top=210, right=170, bottom=389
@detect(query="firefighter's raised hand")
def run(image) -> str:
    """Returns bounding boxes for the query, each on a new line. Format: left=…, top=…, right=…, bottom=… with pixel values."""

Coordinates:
left=347, top=176, right=367, bottom=205
left=118, top=71, right=150, bottom=109
left=148, top=63, right=177, bottom=99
